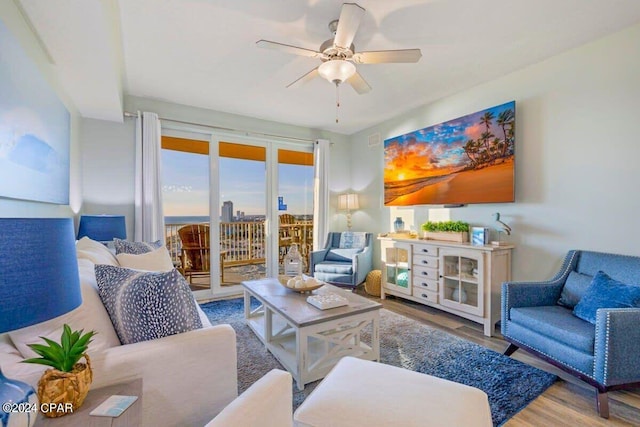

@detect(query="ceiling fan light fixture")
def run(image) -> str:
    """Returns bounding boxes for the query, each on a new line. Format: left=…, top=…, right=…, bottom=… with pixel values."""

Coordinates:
left=318, top=59, right=356, bottom=84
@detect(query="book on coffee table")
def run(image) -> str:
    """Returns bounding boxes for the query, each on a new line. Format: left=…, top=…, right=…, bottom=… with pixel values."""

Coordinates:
left=307, top=293, right=349, bottom=310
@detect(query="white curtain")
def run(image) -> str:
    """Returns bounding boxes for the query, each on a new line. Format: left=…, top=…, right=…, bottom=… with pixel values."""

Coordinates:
left=312, top=139, right=330, bottom=250
left=134, top=111, right=165, bottom=243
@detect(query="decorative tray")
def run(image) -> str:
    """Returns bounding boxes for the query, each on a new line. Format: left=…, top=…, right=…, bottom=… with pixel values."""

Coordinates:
left=278, top=274, right=323, bottom=293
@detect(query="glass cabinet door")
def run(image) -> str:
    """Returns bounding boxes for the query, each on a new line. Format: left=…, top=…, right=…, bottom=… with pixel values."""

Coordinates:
left=384, top=243, right=411, bottom=295
left=439, top=249, right=483, bottom=316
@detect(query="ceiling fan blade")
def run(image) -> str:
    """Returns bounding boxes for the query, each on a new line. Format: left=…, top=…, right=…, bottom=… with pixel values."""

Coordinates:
left=286, top=67, right=320, bottom=89
left=346, top=71, right=371, bottom=94
left=352, top=49, right=422, bottom=64
left=334, top=3, right=365, bottom=49
left=256, top=40, right=323, bottom=58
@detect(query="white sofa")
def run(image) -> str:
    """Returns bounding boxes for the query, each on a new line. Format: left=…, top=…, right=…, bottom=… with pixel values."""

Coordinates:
left=207, top=369, right=293, bottom=427
left=0, top=238, right=238, bottom=427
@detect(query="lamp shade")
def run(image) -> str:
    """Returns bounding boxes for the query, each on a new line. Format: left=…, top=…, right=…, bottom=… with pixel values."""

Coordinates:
left=338, top=193, right=359, bottom=210
left=0, top=218, right=82, bottom=333
left=77, top=214, right=126, bottom=241
left=318, top=59, right=356, bottom=84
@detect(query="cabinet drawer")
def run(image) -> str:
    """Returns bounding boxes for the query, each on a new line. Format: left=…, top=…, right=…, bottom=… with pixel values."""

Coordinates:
left=413, top=265, right=438, bottom=281
left=413, top=254, right=439, bottom=268
left=412, top=288, right=438, bottom=304
left=413, top=278, right=438, bottom=292
left=413, top=245, right=439, bottom=257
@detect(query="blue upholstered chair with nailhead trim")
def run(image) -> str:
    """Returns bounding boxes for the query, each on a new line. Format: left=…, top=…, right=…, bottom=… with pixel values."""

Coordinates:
left=501, top=250, right=640, bottom=418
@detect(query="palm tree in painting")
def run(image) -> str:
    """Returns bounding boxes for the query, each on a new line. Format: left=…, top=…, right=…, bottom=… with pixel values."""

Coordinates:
left=480, top=111, right=495, bottom=132
left=480, top=130, right=494, bottom=159
left=463, top=139, right=479, bottom=166
left=478, top=111, right=496, bottom=163
left=496, top=109, right=515, bottom=157
left=463, top=139, right=474, bottom=163
left=490, top=137, right=503, bottom=161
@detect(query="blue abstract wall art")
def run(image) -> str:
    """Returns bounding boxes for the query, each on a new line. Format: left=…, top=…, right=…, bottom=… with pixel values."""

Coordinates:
left=0, top=18, right=70, bottom=204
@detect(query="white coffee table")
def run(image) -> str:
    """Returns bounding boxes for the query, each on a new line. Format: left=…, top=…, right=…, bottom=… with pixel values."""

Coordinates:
left=242, top=278, right=381, bottom=390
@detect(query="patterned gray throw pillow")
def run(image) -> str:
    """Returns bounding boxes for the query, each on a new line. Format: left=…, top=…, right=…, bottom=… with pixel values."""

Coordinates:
left=114, top=238, right=163, bottom=255
left=95, top=265, right=202, bottom=345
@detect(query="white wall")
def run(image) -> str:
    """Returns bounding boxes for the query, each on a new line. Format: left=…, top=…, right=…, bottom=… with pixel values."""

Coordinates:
left=80, top=96, right=351, bottom=235
left=348, top=23, right=640, bottom=280
left=0, top=2, right=81, bottom=219
left=80, top=118, right=136, bottom=238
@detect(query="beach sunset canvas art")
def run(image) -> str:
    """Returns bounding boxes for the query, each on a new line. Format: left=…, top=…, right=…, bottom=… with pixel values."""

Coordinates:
left=384, top=101, right=515, bottom=206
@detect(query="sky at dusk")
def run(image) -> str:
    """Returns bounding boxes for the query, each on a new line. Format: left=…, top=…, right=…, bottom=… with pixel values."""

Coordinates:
left=161, top=150, right=314, bottom=217
left=384, top=101, right=515, bottom=182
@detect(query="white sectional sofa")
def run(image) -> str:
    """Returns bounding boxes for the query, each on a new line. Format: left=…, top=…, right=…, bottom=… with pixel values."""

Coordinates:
left=0, top=238, right=238, bottom=427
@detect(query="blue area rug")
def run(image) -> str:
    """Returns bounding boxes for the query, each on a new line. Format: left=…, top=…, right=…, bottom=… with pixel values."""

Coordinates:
left=201, top=298, right=556, bottom=426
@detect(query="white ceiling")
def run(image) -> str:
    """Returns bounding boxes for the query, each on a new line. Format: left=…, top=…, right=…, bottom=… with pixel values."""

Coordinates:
left=17, top=0, right=640, bottom=135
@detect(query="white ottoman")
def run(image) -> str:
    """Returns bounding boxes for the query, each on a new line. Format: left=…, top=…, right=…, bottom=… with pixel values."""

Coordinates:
left=294, top=357, right=492, bottom=427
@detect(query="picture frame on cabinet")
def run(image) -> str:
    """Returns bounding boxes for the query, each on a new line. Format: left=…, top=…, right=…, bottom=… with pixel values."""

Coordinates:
left=471, top=227, right=489, bottom=246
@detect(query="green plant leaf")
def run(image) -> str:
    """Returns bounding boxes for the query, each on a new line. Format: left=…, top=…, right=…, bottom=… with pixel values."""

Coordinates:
left=26, top=343, right=64, bottom=364
left=21, top=357, right=62, bottom=370
left=41, top=337, right=64, bottom=354
left=421, top=220, right=469, bottom=233
left=61, top=325, right=71, bottom=359
left=22, top=325, right=96, bottom=373
left=70, top=332, right=95, bottom=353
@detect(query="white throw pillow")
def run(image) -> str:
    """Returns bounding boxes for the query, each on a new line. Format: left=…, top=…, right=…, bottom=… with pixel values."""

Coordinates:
left=9, top=258, right=122, bottom=359
left=76, top=236, right=118, bottom=266
left=116, top=246, right=174, bottom=272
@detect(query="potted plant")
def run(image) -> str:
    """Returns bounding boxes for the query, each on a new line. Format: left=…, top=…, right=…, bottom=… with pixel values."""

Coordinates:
left=420, top=220, right=470, bottom=243
left=23, top=324, right=96, bottom=418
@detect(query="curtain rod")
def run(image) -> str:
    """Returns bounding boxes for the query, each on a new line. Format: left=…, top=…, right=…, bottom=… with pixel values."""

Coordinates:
left=123, top=111, right=315, bottom=144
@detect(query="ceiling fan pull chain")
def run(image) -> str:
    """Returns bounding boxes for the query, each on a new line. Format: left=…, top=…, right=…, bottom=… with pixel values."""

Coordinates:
left=335, top=82, right=340, bottom=123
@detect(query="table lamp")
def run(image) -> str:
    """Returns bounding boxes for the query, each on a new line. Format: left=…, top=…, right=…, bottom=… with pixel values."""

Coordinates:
left=77, top=215, right=126, bottom=243
left=338, top=193, right=359, bottom=230
left=0, top=218, right=82, bottom=426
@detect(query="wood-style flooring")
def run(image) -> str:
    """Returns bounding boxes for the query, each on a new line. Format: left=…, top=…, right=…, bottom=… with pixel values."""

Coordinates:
left=354, top=288, right=640, bottom=427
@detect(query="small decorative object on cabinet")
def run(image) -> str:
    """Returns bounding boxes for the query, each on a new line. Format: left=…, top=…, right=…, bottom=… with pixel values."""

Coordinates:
left=420, top=221, right=469, bottom=243
left=471, top=227, right=489, bottom=246
left=491, top=212, right=512, bottom=246
left=393, top=217, right=405, bottom=232
left=379, top=236, right=513, bottom=337
left=284, top=243, right=304, bottom=276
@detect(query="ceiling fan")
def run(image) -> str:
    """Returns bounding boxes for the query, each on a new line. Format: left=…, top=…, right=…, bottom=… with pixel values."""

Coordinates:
left=257, top=2, right=422, bottom=95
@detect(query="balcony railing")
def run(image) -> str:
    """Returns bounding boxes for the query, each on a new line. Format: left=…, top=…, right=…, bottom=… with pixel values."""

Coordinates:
left=165, top=220, right=313, bottom=273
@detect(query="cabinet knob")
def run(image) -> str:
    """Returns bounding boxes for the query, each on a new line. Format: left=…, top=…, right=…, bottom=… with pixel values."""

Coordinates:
left=422, top=260, right=429, bottom=265
left=421, top=293, right=429, bottom=299
left=422, top=282, right=428, bottom=287
left=439, top=275, right=443, bottom=278
left=422, top=249, right=429, bottom=253
left=422, top=271, right=429, bottom=276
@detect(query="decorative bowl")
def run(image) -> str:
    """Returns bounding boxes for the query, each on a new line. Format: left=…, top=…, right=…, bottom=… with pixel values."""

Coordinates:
left=278, top=274, right=323, bottom=293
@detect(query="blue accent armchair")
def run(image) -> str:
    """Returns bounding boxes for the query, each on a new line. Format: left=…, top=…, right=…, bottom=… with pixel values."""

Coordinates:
left=310, top=232, right=373, bottom=288
left=501, top=250, right=640, bottom=418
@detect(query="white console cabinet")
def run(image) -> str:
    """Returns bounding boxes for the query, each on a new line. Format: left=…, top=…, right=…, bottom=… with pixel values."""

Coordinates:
left=379, top=237, right=513, bottom=337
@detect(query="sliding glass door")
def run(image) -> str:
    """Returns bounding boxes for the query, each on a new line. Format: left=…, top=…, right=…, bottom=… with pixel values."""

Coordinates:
left=161, top=135, right=212, bottom=293
left=161, top=127, right=314, bottom=299
left=218, top=142, right=267, bottom=287
left=277, top=149, right=314, bottom=273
